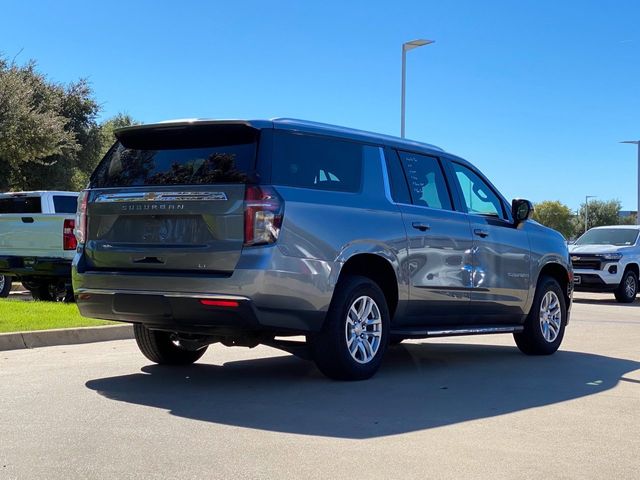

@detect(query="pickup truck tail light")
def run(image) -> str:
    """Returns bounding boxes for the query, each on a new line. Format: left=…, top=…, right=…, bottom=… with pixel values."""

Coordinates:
left=244, top=186, right=284, bottom=247
left=63, top=219, right=77, bottom=250
left=75, top=190, right=88, bottom=245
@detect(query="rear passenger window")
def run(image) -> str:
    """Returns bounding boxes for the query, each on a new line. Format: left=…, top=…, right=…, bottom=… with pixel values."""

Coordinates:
left=271, top=132, right=363, bottom=192
left=53, top=196, right=78, bottom=214
left=397, top=152, right=452, bottom=210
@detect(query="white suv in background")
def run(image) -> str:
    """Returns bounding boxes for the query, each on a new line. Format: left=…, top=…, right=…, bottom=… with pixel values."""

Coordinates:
left=570, top=225, right=640, bottom=303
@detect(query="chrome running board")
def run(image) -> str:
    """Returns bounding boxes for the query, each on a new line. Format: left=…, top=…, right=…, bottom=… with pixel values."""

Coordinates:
left=390, top=325, right=524, bottom=338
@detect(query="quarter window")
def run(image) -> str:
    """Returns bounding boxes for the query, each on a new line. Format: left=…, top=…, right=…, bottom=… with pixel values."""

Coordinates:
left=452, top=162, right=505, bottom=218
left=271, top=132, right=363, bottom=192
left=397, top=152, right=452, bottom=210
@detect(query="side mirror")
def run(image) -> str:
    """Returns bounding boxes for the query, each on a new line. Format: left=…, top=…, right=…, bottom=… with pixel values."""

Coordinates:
left=512, top=199, right=533, bottom=224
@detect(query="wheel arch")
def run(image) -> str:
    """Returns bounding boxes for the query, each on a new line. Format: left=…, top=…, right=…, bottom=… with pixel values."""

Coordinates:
left=622, top=262, right=639, bottom=278
left=536, top=262, right=571, bottom=311
left=335, top=253, right=401, bottom=320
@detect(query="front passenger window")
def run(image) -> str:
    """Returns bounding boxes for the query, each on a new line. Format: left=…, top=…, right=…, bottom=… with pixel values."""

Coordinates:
left=452, top=162, right=504, bottom=218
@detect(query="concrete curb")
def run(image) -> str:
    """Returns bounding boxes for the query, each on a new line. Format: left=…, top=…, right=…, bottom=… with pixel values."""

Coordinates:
left=0, top=324, right=134, bottom=351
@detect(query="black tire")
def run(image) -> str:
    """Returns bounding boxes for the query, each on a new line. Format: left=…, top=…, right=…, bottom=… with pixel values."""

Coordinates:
left=0, top=275, right=11, bottom=298
left=614, top=269, right=638, bottom=303
left=29, top=282, right=74, bottom=302
left=134, top=324, right=208, bottom=365
left=31, top=283, right=55, bottom=301
left=514, top=276, right=566, bottom=355
left=62, top=286, right=75, bottom=303
left=308, top=275, right=390, bottom=381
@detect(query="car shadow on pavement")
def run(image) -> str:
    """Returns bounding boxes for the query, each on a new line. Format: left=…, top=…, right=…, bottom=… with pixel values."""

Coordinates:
left=85, top=343, right=639, bottom=439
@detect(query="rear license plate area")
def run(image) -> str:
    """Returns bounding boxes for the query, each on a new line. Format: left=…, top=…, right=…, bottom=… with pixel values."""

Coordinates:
left=113, top=294, right=170, bottom=316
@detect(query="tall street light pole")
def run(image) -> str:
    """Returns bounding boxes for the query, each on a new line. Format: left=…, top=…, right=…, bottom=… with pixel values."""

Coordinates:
left=621, top=140, right=640, bottom=225
left=401, top=39, right=434, bottom=138
left=585, top=195, right=596, bottom=233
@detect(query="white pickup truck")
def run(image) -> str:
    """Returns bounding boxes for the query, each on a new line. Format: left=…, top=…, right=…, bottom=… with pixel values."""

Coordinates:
left=570, top=225, right=640, bottom=303
left=0, top=191, right=79, bottom=301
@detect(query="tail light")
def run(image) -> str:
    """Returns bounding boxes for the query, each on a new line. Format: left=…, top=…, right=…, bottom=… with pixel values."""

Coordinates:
left=63, top=219, right=77, bottom=250
left=244, top=186, right=284, bottom=246
left=75, top=190, right=88, bottom=245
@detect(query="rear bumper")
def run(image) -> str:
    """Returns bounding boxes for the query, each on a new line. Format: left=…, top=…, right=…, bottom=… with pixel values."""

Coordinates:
left=75, top=288, right=325, bottom=335
left=0, top=255, right=72, bottom=279
left=72, top=246, right=334, bottom=335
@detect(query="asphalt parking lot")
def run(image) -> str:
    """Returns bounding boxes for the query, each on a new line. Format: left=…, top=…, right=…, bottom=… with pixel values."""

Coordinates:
left=1, top=292, right=639, bottom=480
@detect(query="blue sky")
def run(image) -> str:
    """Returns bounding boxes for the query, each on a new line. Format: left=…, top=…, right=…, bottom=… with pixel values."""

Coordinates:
left=2, top=0, right=639, bottom=210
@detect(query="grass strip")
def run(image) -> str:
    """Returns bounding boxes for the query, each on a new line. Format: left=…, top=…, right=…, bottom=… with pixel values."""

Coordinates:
left=0, top=299, right=116, bottom=333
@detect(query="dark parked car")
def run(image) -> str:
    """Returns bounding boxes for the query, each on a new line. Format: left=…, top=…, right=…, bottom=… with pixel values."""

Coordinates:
left=73, top=118, right=572, bottom=380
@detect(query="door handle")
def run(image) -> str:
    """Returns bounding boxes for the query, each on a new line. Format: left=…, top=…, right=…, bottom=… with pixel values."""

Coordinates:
left=21, top=217, right=34, bottom=223
left=474, top=228, right=489, bottom=238
left=412, top=222, right=431, bottom=232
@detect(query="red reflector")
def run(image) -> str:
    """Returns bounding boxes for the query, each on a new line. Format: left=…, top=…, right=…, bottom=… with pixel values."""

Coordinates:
left=199, top=299, right=239, bottom=308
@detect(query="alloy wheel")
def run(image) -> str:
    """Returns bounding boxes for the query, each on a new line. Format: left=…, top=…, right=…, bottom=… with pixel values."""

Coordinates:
left=625, top=275, right=636, bottom=298
left=539, top=291, right=562, bottom=343
left=345, top=295, right=383, bottom=364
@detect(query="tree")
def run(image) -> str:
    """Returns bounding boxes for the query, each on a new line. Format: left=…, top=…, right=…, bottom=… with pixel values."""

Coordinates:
left=573, top=199, right=626, bottom=237
left=98, top=112, right=136, bottom=158
left=0, top=58, right=79, bottom=190
left=69, top=112, right=136, bottom=189
left=532, top=200, right=573, bottom=238
left=0, top=57, right=136, bottom=191
left=13, top=79, right=103, bottom=191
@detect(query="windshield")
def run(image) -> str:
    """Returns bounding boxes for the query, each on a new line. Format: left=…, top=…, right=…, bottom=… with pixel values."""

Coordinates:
left=575, top=228, right=639, bottom=246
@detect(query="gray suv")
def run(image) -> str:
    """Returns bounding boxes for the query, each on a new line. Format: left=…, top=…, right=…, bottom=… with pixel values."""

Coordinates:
left=73, top=118, right=572, bottom=380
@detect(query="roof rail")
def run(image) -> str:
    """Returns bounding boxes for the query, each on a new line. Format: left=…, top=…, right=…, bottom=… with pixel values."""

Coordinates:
left=271, top=117, right=444, bottom=152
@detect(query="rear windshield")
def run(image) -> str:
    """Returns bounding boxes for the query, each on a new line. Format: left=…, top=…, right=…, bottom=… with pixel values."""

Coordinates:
left=575, top=228, right=639, bottom=246
left=53, top=195, right=78, bottom=214
left=0, top=196, right=42, bottom=214
left=90, top=124, right=258, bottom=188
